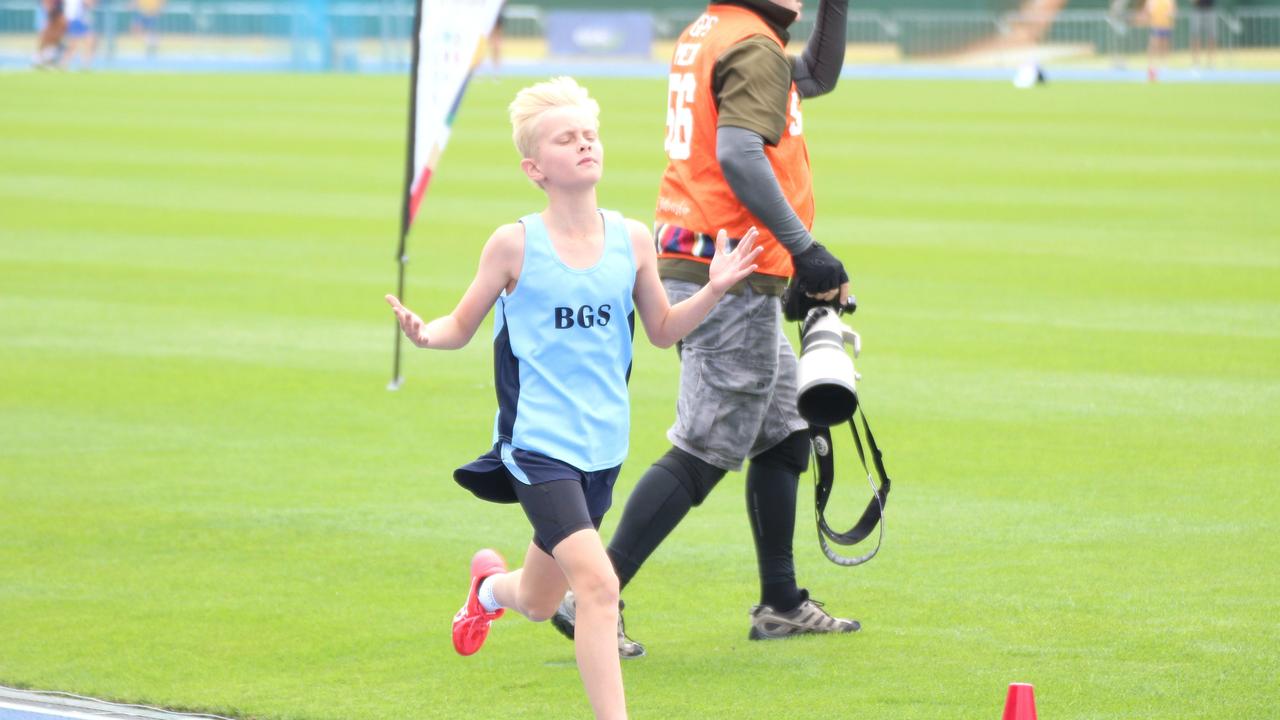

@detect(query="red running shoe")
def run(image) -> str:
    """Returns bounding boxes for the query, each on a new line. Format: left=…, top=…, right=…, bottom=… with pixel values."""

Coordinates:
left=451, top=548, right=506, bottom=656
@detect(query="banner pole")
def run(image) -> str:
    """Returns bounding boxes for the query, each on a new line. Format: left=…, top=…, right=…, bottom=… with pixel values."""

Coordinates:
left=389, top=0, right=426, bottom=392
left=388, top=0, right=503, bottom=391
left=388, top=246, right=408, bottom=391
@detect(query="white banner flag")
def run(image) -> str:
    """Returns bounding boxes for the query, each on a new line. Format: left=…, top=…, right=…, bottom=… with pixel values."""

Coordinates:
left=401, top=0, right=505, bottom=235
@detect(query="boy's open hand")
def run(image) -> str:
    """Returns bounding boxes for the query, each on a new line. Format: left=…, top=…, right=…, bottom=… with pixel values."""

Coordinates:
left=707, top=227, right=762, bottom=295
left=386, top=294, right=429, bottom=347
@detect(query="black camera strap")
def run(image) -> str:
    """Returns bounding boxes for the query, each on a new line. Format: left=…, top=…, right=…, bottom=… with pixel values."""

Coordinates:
left=810, top=406, right=891, bottom=567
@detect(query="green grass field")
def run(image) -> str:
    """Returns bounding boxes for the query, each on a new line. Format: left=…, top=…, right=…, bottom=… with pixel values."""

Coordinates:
left=1, top=73, right=1278, bottom=719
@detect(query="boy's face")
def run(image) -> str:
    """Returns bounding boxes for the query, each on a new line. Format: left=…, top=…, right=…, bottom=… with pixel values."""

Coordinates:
left=523, top=105, right=603, bottom=190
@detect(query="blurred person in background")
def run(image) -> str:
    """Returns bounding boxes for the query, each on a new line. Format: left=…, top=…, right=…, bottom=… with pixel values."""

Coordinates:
left=133, top=0, right=166, bottom=58
left=34, top=0, right=67, bottom=68
left=551, top=0, right=861, bottom=657
left=1107, top=0, right=1134, bottom=69
left=1189, top=0, right=1215, bottom=69
left=1143, top=0, right=1176, bottom=81
left=60, top=0, right=96, bottom=69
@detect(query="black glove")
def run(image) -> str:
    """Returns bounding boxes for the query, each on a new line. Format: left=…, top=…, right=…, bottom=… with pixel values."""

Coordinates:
left=783, top=285, right=822, bottom=322
left=791, top=242, right=847, bottom=295
left=784, top=242, right=848, bottom=321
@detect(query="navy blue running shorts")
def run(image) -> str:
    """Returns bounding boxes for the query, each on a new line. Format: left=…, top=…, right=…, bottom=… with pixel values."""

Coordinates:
left=454, top=443, right=620, bottom=554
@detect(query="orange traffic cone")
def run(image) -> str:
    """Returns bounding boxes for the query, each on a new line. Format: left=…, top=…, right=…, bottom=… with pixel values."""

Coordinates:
left=1002, top=683, right=1037, bottom=720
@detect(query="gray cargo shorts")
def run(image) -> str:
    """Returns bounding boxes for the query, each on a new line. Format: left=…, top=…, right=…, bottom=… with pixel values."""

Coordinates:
left=663, top=278, right=809, bottom=471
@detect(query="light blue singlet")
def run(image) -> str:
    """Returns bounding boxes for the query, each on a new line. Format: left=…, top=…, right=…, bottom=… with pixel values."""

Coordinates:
left=492, top=209, right=637, bottom=475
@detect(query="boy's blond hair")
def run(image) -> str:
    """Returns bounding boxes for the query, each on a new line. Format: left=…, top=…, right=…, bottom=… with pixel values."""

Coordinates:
left=508, top=76, right=600, bottom=159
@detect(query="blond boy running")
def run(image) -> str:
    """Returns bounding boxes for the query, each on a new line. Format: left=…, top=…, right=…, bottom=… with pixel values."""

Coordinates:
left=386, top=77, right=760, bottom=720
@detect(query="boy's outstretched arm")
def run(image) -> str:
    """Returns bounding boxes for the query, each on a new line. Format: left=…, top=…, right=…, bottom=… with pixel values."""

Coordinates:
left=631, top=220, right=761, bottom=349
left=386, top=223, right=524, bottom=350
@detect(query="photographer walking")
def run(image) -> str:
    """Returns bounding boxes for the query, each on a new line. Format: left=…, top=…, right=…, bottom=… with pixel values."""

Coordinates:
left=554, top=0, right=858, bottom=655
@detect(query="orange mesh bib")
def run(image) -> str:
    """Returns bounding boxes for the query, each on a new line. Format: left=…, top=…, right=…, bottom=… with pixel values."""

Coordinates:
left=655, top=4, right=814, bottom=279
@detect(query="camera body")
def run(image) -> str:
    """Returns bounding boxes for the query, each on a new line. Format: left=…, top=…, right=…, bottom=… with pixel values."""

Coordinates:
left=796, top=305, right=861, bottom=427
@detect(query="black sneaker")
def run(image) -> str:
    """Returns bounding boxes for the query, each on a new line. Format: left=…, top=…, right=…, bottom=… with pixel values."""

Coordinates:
left=551, top=591, right=646, bottom=659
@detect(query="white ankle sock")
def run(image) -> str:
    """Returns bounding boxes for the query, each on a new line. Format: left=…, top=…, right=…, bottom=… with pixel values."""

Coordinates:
left=478, top=575, right=503, bottom=613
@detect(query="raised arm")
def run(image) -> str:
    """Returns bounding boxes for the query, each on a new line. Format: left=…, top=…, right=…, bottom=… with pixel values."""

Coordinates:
left=386, top=223, right=524, bottom=350
left=715, top=38, right=850, bottom=313
left=792, top=0, right=849, bottom=99
left=630, top=219, right=761, bottom=348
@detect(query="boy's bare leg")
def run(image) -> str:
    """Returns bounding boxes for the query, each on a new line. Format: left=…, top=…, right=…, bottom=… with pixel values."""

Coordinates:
left=490, top=542, right=569, bottom=622
left=489, top=533, right=624, bottom=718
left=553, top=529, right=625, bottom=720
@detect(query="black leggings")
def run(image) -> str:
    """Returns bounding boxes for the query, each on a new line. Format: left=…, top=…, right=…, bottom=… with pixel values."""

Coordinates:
left=607, top=432, right=811, bottom=611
